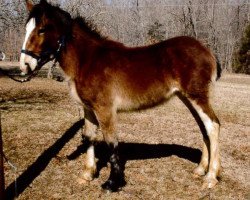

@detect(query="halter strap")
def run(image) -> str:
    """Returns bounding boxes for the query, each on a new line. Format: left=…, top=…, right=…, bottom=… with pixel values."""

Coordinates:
left=20, top=50, right=40, bottom=60
left=2, top=35, right=66, bottom=83
left=21, top=35, right=66, bottom=67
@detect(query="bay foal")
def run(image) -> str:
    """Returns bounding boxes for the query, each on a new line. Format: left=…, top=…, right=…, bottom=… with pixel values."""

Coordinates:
left=20, top=0, right=221, bottom=191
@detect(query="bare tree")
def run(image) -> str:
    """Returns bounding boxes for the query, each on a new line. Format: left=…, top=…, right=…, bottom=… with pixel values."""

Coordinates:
left=0, top=0, right=249, bottom=73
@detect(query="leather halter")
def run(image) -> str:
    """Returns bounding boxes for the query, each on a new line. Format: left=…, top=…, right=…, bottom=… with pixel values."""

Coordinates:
left=10, top=36, right=66, bottom=83
left=21, top=35, right=66, bottom=72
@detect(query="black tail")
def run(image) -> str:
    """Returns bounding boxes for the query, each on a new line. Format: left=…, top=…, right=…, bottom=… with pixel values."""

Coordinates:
left=216, top=55, right=222, bottom=81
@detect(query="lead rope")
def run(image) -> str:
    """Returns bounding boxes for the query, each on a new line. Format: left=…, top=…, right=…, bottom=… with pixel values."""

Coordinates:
left=47, top=59, right=58, bottom=80
left=0, top=57, right=58, bottom=84
left=0, top=111, right=18, bottom=199
left=3, top=154, right=18, bottom=199
left=0, top=61, right=59, bottom=200
left=0, top=37, right=65, bottom=200
left=0, top=68, right=35, bottom=83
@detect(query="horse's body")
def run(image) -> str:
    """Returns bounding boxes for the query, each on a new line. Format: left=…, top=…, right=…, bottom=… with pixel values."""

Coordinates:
left=66, top=32, right=217, bottom=112
left=20, top=0, right=221, bottom=191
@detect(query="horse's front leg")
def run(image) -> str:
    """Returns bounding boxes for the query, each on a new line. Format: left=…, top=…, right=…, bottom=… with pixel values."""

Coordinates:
left=95, top=106, right=126, bottom=192
left=81, top=108, right=98, bottom=181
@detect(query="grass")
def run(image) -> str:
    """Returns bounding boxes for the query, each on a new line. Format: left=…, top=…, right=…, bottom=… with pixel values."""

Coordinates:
left=0, top=73, right=249, bottom=199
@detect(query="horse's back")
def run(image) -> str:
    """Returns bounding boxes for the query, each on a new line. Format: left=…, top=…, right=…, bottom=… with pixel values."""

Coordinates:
left=117, top=36, right=217, bottom=82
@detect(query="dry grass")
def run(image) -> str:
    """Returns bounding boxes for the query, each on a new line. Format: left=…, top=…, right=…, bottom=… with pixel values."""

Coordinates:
left=0, top=72, right=249, bottom=200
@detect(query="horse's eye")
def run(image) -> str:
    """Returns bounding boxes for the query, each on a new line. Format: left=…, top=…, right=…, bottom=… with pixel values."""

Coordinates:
left=38, top=28, right=46, bottom=35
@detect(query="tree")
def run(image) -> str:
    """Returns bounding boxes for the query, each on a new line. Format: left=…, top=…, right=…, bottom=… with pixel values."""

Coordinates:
left=0, top=0, right=27, bottom=60
left=0, top=0, right=249, bottom=73
left=233, top=24, right=250, bottom=74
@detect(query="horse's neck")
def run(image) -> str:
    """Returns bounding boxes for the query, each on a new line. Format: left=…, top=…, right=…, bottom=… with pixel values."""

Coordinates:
left=59, top=27, right=101, bottom=80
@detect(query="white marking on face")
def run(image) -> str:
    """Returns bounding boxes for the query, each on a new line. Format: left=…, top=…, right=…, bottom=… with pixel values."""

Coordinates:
left=22, top=18, right=36, bottom=50
left=20, top=18, right=37, bottom=73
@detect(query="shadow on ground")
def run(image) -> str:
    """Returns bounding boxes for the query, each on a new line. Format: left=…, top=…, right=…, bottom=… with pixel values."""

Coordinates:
left=5, top=120, right=201, bottom=199
left=68, top=139, right=201, bottom=179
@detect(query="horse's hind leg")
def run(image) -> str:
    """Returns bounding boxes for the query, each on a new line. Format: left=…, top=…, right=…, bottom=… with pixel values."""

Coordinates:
left=81, top=108, right=98, bottom=181
left=178, top=93, right=221, bottom=188
left=193, top=139, right=209, bottom=177
left=192, top=100, right=220, bottom=188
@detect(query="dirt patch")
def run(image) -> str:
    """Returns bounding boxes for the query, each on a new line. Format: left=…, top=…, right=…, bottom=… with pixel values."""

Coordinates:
left=0, top=73, right=249, bottom=199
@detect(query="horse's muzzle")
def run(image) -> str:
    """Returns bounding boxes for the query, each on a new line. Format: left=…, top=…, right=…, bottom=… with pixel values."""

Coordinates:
left=20, top=53, right=38, bottom=74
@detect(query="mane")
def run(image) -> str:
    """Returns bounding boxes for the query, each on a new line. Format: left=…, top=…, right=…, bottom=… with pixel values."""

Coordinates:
left=73, top=16, right=126, bottom=48
left=28, top=1, right=123, bottom=47
left=73, top=17, right=105, bottom=41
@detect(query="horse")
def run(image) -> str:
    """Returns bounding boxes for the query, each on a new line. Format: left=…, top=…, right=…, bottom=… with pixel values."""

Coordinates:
left=20, top=0, right=221, bottom=192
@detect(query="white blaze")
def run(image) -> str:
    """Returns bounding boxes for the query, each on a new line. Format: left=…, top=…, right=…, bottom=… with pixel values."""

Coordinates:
left=20, top=18, right=37, bottom=73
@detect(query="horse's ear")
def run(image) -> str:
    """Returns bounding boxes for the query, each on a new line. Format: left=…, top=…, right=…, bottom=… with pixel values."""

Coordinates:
left=25, top=0, right=34, bottom=12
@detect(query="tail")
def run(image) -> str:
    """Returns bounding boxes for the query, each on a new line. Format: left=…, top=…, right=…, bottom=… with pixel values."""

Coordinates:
left=215, top=55, right=222, bottom=81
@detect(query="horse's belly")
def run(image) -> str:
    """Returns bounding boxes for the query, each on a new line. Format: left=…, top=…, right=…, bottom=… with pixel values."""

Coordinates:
left=114, top=96, right=141, bottom=111
left=114, top=91, right=169, bottom=111
left=114, top=84, right=179, bottom=111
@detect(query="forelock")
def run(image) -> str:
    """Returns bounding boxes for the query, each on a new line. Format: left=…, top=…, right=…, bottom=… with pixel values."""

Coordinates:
left=26, top=2, right=71, bottom=27
left=27, top=3, right=48, bottom=25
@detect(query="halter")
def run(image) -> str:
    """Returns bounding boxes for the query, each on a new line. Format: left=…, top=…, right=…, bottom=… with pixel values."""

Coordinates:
left=0, top=36, right=66, bottom=83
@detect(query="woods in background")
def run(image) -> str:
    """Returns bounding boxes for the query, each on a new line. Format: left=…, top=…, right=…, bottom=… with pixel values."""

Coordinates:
left=0, top=0, right=249, bottom=73
left=233, top=23, right=250, bottom=74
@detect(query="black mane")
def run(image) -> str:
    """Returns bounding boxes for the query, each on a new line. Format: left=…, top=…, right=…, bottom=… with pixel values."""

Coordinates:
left=73, top=17, right=105, bottom=40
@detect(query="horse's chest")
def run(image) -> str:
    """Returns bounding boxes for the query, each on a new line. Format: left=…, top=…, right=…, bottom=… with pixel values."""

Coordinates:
left=68, top=80, right=83, bottom=105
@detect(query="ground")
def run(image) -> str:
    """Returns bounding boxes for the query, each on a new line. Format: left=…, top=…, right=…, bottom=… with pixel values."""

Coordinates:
left=0, top=63, right=249, bottom=199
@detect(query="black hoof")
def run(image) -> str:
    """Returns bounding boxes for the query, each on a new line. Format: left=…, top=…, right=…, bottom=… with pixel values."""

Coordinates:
left=101, top=178, right=126, bottom=192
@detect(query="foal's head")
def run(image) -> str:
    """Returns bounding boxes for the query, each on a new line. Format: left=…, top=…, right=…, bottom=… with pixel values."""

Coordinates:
left=20, top=0, right=71, bottom=74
